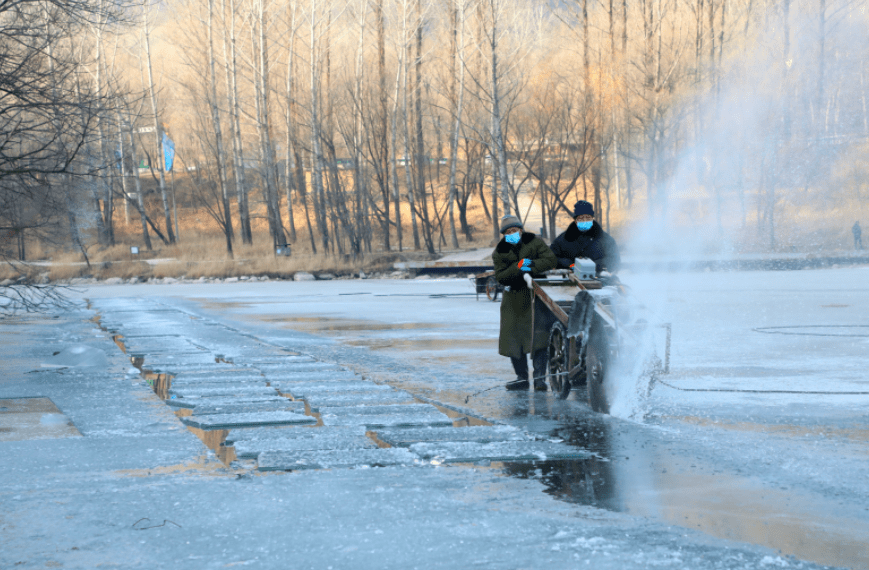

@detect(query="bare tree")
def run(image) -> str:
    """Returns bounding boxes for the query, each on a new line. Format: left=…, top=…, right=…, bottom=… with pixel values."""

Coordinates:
left=0, top=0, right=137, bottom=310
left=445, top=0, right=467, bottom=248
left=223, top=0, right=252, bottom=244
left=142, top=4, right=176, bottom=243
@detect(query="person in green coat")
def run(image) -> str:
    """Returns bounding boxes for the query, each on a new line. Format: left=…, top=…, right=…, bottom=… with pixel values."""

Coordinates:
left=492, top=215, right=558, bottom=391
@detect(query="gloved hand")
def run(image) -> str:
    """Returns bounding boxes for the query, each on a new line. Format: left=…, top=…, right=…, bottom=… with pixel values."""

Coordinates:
left=520, top=260, right=533, bottom=273
left=517, top=258, right=532, bottom=269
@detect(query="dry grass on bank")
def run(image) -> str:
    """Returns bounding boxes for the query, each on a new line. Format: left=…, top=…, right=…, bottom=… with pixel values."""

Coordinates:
left=28, top=233, right=428, bottom=282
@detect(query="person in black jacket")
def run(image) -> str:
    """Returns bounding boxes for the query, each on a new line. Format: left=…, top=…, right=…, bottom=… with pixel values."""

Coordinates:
left=550, top=201, right=620, bottom=273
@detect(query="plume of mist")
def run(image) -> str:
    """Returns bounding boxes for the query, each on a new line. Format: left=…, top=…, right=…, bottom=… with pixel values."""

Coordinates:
left=607, top=3, right=869, bottom=421
left=623, top=2, right=869, bottom=260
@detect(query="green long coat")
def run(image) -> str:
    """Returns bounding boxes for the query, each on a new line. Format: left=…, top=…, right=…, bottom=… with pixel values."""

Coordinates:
left=492, top=232, right=557, bottom=358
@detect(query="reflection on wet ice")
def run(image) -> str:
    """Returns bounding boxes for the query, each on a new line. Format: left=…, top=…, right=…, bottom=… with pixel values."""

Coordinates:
left=502, top=413, right=869, bottom=569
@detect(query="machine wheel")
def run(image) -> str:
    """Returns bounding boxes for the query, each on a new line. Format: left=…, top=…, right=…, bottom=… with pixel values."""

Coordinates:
left=547, top=322, right=571, bottom=398
left=586, top=323, right=611, bottom=413
left=485, top=277, right=500, bottom=302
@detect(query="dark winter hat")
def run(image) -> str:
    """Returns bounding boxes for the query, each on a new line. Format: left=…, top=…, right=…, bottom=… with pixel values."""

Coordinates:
left=499, top=215, right=523, bottom=234
left=572, top=200, right=594, bottom=218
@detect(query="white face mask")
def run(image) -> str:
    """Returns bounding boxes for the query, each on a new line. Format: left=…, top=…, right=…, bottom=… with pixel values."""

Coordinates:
left=505, top=232, right=521, bottom=244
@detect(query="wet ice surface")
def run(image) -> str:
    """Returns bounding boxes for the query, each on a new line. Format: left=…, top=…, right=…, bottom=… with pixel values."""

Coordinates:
left=3, top=269, right=866, bottom=568
left=95, top=270, right=867, bottom=567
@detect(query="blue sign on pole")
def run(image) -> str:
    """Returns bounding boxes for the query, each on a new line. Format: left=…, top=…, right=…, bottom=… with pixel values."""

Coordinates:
left=162, top=133, right=175, bottom=173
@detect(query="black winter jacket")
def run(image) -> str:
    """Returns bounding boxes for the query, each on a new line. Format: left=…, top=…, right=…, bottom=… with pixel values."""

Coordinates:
left=550, top=221, right=620, bottom=273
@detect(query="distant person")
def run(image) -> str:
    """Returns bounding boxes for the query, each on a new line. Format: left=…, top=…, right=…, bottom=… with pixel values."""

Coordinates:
left=492, top=215, right=557, bottom=391
left=853, top=221, right=863, bottom=250
left=550, top=201, right=620, bottom=273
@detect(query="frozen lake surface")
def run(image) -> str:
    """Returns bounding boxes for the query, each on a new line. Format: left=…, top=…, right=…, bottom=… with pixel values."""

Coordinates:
left=1, top=266, right=867, bottom=568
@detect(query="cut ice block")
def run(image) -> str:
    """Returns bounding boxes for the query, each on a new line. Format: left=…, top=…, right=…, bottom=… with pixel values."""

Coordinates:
left=169, top=385, right=276, bottom=399
left=224, top=426, right=363, bottom=445
left=234, top=432, right=378, bottom=458
left=409, top=441, right=591, bottom=463
left=304, top=391, right=417, bottom=410
left=257, top=448, right=418, bottom=471
left=189, top=400, right=305, bottom=416
left=316, top=404, right=439, bottom=416
left=372, top=425, right=530, bottom=448
left=181, top=411, right=316, bottom=430
left=320, top=410, right=453, bottom=429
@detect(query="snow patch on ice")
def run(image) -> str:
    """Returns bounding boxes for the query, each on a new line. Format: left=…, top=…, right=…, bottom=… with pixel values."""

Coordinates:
left=41, top=344, right=109, bottom=368
left=572, top=536, right=612, bottom=550
left=760, top=556, right=792, bottom=567
left=40, top=414, right=69, bottom=426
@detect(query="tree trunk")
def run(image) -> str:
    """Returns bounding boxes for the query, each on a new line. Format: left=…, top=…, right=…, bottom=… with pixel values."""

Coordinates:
left=374, top=0, right=391, bottom=251
left=488, top=10, right=510, bottom=217
left=389, top=55, right=404, bottom=252
left=413, top=0, right=434, bottom=253
left=491, top=151, right=500, bottom=240
left=208, top=0, right=233, bottom=257
left=143, top=9, right=175, bottom=244
left=127, top=116, right=152, bottom=250
left=94, top=11, right=114, bottom=246
left=225, top=0, right=252, bottom=244
left=400, top=4, right=421, bottom=250
left=310, top=0, right=330, bottom=252
left=284, top=1, right=300, bottom=244
left=446, top=0, right=464, bottom=249
left=351, top=1, right=369, bottom=257
left=256, top=0, right=285, bottom=247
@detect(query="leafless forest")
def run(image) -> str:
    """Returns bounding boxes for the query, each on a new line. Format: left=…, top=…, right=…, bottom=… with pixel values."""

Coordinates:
left=3, top=0, right=869, bottom=267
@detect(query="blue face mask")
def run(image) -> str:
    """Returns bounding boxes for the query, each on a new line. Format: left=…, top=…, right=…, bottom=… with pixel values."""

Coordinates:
left=576, top=221, right=593, bottom=232
left=505, top=232, right=521, bottom=244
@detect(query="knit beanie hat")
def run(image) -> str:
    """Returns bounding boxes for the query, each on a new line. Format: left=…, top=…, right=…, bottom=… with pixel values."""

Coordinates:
left=572, top=200, right=594, bottom=218
left=499, top=215, right=523, bottom=234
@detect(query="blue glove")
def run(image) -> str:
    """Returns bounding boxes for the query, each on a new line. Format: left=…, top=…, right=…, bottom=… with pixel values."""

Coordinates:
left=521, top=258, right=532, bottom=268
left=520, top=260, right=533, bottom=273
left=520, top=266, right=532, bottom=273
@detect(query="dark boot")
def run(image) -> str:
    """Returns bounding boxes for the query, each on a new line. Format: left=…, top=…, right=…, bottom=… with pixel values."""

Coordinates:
left=508, top=356, right=530, bottom=390
left=506, top=377, right=530, bottom=391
